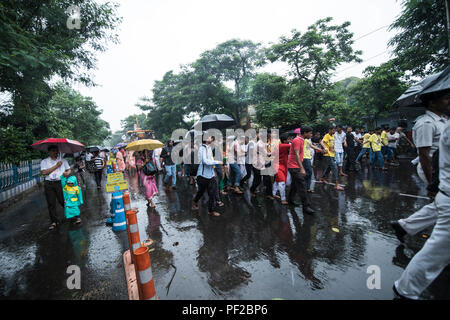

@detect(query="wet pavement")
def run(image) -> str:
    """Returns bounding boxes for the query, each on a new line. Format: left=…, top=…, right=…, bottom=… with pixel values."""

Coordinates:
left=1, top=159, right=449, bottom=300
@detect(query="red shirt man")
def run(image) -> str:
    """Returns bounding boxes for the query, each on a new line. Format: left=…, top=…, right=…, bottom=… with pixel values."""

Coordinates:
left=287, top=135, right=305, bottom=169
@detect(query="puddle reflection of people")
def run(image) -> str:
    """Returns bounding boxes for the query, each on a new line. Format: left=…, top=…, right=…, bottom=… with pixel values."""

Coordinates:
left=68, top=227, right=89, bottom=266
left=279, top=204, right=322, bottom=289
left=196, top=215, right=251, bottom=293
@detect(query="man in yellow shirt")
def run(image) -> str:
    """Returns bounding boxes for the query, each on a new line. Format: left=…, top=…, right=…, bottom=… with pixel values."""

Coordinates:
left=355, top=129, right=373, bottom=165
left=320, top=127, right=344, bottom=191
left=381, top=126, right=389, bottom=158
left=369, top=128, right=387, bottom=170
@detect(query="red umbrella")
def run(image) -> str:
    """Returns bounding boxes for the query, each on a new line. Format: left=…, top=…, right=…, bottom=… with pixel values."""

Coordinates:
left=31, top=138, right=85, bottom=154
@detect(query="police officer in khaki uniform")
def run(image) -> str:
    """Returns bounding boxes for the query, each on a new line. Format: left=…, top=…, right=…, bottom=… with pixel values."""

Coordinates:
left=391, top=91, right=449, bottom=241
left=393, top=117, right=450, bottom=299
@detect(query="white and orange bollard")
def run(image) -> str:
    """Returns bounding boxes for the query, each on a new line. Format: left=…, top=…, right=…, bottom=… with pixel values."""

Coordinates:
left=123, top=191, right=131, bottom=212
left=126, top=210, right=141, bottom=263
left=134, top=246, right=157, bottom=300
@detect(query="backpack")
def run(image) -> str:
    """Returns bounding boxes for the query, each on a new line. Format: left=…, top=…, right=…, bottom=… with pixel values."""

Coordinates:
left=143, top=162, right=157, bottom=176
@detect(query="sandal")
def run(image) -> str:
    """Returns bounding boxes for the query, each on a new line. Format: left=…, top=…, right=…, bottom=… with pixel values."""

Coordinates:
left=75, top=218, right=82, bottom=225
left=217, top=201, right=225, bottom=207
left=49, top=222, right=57, bottom=230
left=208, top=211, right=221, bottom=217
left=335, top=186, right=345, bottom=191
left=307, top=190, right=315, bottom=193
left=281, top=200, right=289, bottom=205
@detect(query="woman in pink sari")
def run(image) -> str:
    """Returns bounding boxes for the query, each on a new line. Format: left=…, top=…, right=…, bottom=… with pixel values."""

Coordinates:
left=116, top=148, right=126, bottom=172
left=142, top=150, right=158, bottom=208
left=126, top=150, right=136, bottom=171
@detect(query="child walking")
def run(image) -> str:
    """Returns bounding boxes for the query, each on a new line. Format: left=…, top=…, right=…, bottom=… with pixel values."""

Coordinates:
left=61, top=175, right=83, bottom=224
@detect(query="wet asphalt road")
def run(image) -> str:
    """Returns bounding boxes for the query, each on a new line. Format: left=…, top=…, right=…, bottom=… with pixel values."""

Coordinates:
left=1, top=158, right=449, bottom=300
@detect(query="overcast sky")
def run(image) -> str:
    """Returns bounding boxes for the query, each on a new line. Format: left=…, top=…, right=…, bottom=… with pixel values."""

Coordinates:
left=76, top=0, right=404, bottom=132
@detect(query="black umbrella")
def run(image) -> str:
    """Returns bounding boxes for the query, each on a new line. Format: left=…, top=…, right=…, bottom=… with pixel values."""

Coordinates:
left=101, top=147, right=110, bottom=152
left=395, top=65, right=450, bottom=108
left=185, top=130, right=205, bottom=140
left=86, top=146, right=101, bottom=153
left=191, top=114, right=236, bottom=130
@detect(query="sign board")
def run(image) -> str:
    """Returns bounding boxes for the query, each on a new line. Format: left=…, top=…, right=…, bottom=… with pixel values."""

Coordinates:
left=106, top=172, right=127, bottom=192
left=107, top=172, right=125, bottom=183
left=106, top=181, right=128, bottom=193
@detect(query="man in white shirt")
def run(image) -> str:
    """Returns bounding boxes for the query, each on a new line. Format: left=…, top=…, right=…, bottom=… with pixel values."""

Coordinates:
left=391, top=92, right=448, bottom=242
left=85, top=152, right=93, bottom=161
left=394, top=118, right=450, bottom=300
left=334, top=125, right=347, bottom=177
left=40, top=145, right=71, bottom=230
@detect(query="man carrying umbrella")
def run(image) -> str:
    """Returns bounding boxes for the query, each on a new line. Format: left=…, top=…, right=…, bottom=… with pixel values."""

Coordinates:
left=40, top=145, right=72, bottom=230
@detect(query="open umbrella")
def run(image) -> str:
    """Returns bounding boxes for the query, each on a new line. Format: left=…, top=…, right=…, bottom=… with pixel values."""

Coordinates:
left=126, top=139, right=164, bottom=152
left=115, top=142, right=128, bottom=149
left=31, top=138, right=85, bottom=154
left=185, top=129, right=205, bottom=140
left=86, top=146, right=101, bottom=153
left=191, top=114, right=235, bottom=130
left=395, top=65, right=450, bottom=108
left=101, top=147, right=110, bottom=152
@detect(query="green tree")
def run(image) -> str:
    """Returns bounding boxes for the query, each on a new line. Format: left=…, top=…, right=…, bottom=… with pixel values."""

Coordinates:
left=389, top=0, right=449, bottom=77
left=266, top=17, right=362, bottom=122
left=195, top=39, right=263, bottom=125
left=348, top=62, right=409, bottom=125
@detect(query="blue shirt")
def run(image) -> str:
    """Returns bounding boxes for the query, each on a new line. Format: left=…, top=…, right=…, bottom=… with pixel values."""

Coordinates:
left=196, top=144, right=220, bottom=179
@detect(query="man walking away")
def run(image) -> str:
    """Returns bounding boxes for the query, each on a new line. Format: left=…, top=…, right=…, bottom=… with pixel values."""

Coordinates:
left=92, top=151, right=105, bottom=189
left=40, top=145, right=71, bottom=230
left=287, top=128, right=315, bottom=215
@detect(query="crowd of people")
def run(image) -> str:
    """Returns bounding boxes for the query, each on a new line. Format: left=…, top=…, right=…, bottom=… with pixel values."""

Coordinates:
left=97, top=124, right=418, bottom=220
left=38, top=87, right=449, bottom=300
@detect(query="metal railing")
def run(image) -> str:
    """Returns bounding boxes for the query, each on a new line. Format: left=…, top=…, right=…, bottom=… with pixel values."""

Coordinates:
left=0, top=160, right=42, bottom=192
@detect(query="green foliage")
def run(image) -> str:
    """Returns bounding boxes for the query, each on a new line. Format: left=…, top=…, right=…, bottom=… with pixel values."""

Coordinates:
left=0, top=1, right=120, bottom=162
left=265, top=17, right=362, bottom=122
left=389, top=0, right=449, bottom=77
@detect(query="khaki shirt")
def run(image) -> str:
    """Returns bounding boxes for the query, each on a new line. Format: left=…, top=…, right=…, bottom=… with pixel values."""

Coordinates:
left=439, top=120, right=450, bottom=194
left=412, top=110, right=447, bottom=157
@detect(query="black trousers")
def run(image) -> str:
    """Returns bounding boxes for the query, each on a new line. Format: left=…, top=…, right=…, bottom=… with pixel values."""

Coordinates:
left=194, top=176, right=217, bottom=213
left=94, top=170, right=103, bottom=187
left=44, top=180, right=65, bottom=223
left=288, top=168, right=311, bottom=208
left=240, top=164, right=253, bottom=185
left=344, top=147, right=356, bottom=171
left=250, top=167, right=273, bottom=195
left=214, top=166, right=223, bottom=202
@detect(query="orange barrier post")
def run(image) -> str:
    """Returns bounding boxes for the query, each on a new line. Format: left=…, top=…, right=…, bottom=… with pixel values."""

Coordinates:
left=123, top=191, right=131, bottom=212
left=126, top=210, right=140, bottom=264
left=134, top=246, right=157, bottom=300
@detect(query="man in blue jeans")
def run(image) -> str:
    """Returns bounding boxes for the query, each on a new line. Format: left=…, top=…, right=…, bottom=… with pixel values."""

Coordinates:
left=227, top=137, right=244, bottom=194
left=161, top=140, right=177, bottom=189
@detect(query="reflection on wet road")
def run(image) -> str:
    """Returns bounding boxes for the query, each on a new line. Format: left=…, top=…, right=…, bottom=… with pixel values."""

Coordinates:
left=1, top=160, right=449, bottom=300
